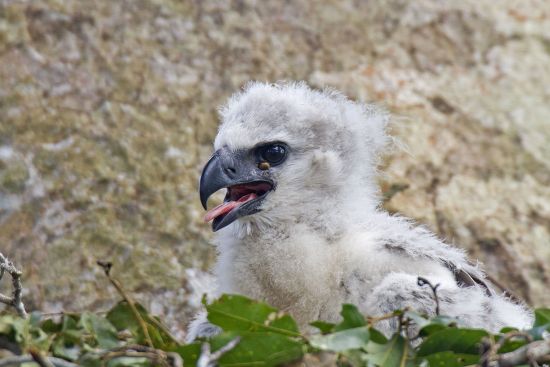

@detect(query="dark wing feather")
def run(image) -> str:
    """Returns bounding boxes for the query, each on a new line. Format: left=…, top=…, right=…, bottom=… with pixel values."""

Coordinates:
left=383, top=241, right=494, bottom=296
left=444, top=262, right=494, bottom=297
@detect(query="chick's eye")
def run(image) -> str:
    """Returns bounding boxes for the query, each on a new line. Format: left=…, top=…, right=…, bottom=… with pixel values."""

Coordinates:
left=258, top=144, right=287, bottom=165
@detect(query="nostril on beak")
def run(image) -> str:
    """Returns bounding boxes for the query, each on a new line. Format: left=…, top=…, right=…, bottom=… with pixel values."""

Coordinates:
left=223, top=166, right=236, bottom=178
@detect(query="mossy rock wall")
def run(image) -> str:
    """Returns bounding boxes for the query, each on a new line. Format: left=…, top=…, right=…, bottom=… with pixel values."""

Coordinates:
left=0, top=0, right=549, bottom=337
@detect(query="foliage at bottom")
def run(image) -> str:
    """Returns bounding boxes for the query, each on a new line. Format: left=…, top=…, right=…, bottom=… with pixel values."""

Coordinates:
left=1, top=293, right=549, bottom=366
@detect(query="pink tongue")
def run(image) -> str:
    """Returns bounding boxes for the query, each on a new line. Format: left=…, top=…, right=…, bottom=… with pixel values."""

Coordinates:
left=204, top=193, right=258, bottom=222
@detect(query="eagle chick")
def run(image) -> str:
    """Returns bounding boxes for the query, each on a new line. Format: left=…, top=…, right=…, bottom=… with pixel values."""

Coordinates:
left=188, top=82, right=533, bottom=341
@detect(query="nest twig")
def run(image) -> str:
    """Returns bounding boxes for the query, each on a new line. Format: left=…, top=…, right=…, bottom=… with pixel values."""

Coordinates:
left=0, top=252, right=27, bottom=318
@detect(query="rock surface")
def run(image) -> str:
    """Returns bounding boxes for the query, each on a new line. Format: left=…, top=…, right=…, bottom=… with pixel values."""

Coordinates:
left=0, top=0, right=549, bottom=337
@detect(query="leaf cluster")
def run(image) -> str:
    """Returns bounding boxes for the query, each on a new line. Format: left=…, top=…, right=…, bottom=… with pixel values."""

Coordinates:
left=0, top=295, right=549, bottom=366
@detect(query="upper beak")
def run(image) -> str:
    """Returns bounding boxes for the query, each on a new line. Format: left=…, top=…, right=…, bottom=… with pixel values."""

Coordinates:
left=199, top=149, right=239, bottom=210
left=199, top=147, right=273, bottom=230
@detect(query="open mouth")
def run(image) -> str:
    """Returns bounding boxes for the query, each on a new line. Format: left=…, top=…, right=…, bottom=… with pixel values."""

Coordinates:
left=204, top=181, right=273, bottom=228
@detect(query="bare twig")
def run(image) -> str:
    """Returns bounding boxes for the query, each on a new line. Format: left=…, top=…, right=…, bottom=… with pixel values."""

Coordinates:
left=479, top=336, right=495, bottom=367
left=40, top=310, right=109, bottom=317
left=166, top=352, right=184, bottom=367
left=480, top=331, right=549, bottom=367
left=367, top=309, right=408, bottom=325
left=417, top=277, right=440, bottom=316
left=495, top=331, right=533, bottom=352
left=97, top=260, right=153, bottom=348
left=197, top=337, right=241, bottom=367
left=103, top=351, right=168, bottom=367
left=495, top=339, right=550, bottom=367
left=102, top=345, right=182, bottom=367
left=0, top=355, right=79, bottom=367
left=29, top=348, right=55, bottom=367
left=141, top=308, right=182, bottom=345
left=0, top=253, right=27, bottom=318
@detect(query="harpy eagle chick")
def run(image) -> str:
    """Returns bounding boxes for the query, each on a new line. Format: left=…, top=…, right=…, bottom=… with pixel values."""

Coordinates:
left=187, top=81, right=533, bottom=341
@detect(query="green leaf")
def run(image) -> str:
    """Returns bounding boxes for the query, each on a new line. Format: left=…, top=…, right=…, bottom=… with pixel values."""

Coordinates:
left=417, top=328, right=488, bottom=357
left=419, top=324, right=448, bottom=337
left=80, top=312, right=119, bottom=349
left=52, top=338, right=81, bottom=361
left=61, top=314, right=80, bottom=330
left=0, top=315, right=28, bottom=345
left=335, top=304, right=366, bottom=331
left=106, top=301, right=177, bottom=348
left=534, top=308, right=550, bottom=327
left=28, top=327, right=51, bottom=350
left=497, top=338, right=528, bottom=354
left=175, top=332, right=303, bottom=367
left=107, top=301, right=144, bottom=333
left=78, top=353, right=103, bottom=367
left=10, top=317, right=28, bottom=345
left=59, top=315, right=84, bottom=343
left=424, top=316, right=456, bottom=327
left=404, top=310, right=430, bottom=329
left=0, top=315, right=16, bottom=336
left=404, top=311, right=459, bottom=337
left=369, top=327, right=388, bottom=344
left=419, top=351, right=479, bottom=367
left=417, top=315, right=457, bottom=337
left=310, top=326, right=370, bottom=352
left=212, top=331, right=304, bottom=367
left=29, top=312, right=42, bottom=328
left=41, top=318, right=62, bottom=333
left=206, top=294, right=300, bottom=336
left=171, top=343, right=201, bottom=366
left=310, top=321, right=335, bottom=334
left=531, top=308, right=550, bottom=339
left=364, top=334, right=410, bottom=367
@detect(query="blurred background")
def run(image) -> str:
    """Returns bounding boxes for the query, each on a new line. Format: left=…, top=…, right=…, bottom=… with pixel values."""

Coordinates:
left=0, top=0, right=549, bottom=338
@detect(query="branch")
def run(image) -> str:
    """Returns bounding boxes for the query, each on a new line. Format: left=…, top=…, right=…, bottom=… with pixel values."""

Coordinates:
left=97, top=260, right=153, bottom=348
left=367, top=309, right=408, bottom=325
left=102, top=351, right=168, bottom=367
left=197, top=337, right=241, bottom=367
left=417, top=277, right=440, bottom=316
left=102, top=345, right=182, bottom=367
left=494, top=339, right=550, bottom=367
left=0, top=252, right=27, bottom=318
left=0, top=355, right=79, bottom=367
left=480, top=332, right=550, bottom=367
left=29, top=348, right=55, bottom=367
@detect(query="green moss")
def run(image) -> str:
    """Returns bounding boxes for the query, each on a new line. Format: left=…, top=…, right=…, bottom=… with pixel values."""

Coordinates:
left=0, top=161, right=28, bottom=193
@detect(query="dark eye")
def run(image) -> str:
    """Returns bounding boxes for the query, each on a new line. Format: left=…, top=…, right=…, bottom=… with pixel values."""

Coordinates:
left=257, top=144, right=287, bottom=165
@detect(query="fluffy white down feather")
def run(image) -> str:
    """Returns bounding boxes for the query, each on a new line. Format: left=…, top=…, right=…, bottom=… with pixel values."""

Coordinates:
left=186, top=81, right=533, bottom=341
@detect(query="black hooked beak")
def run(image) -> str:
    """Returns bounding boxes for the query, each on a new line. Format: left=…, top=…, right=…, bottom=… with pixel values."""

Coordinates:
left=199, top=148, right=274, bottom=231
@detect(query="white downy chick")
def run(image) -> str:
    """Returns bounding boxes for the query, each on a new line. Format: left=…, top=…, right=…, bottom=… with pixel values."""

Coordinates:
left=187, top=82, right=533, bottom=341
